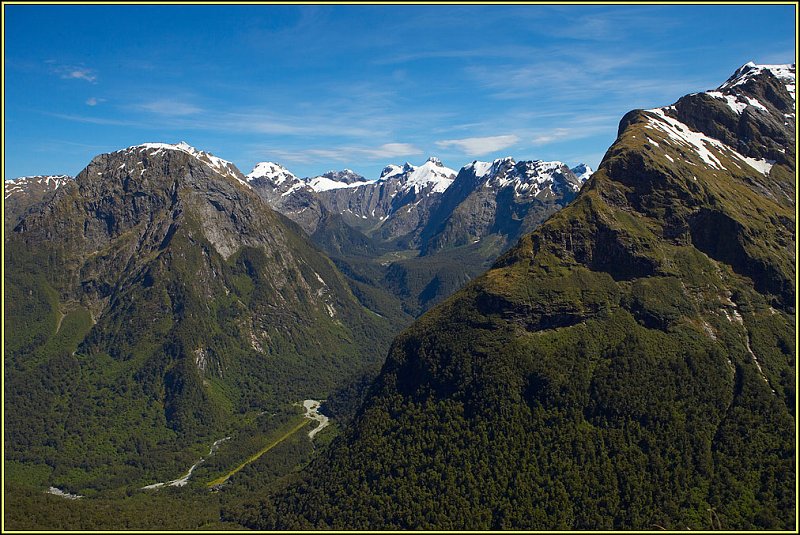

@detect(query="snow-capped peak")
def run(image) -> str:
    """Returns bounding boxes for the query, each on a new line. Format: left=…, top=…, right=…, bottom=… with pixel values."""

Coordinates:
left=121, top=142, right=249, bottom=187
left=379, top=157, right=456, bottom=193
left=409, top=158, right=456, bottom=193
left=465, top=157, right=579, bottom=196
left=570, top=164, right=593, bottom=182
left=247, top=161, right=298, bottom=186
left=466, top=156, right=515, bottom=179
left=719, top=62, right=795, bottom=100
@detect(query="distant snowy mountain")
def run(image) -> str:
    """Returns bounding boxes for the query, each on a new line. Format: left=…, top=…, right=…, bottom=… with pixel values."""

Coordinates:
left=248, top=153, right=591, bottom=251
left=421, top=157, right=589, bottom=254
left=570, top=163, right=594, bottom=182
left=248, top=157, right=457, bottom=241
left=247, top=161, right=299, bottom=186
left=306, top=170, right=371, bottom=192
left=464, top=157, right=585, bottom=197
left=379, top=157, right=456, bottom=194
left=246, top=161, right=327, bottom=233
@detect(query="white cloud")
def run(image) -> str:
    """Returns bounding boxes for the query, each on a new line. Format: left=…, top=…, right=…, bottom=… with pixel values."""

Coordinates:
left=531, top=128, right=573, bottom=145
left=57, top=67, right=97, bottom=83
left=85, top=97, right=105, bottom=107
left=435, top=134, right=519, bottom=156
left=47, top=61, right=97, bottom=82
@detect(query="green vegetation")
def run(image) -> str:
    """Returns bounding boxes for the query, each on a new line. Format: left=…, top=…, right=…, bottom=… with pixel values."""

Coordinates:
left=229, top=85, right=795, bottom=530
left=206, top=417, right=309, bottom=487
left=4, top=67, right=795, bottom=531
left=242, top=236, right=794, bottom=530
left=3, top=152, right=395, bottom=528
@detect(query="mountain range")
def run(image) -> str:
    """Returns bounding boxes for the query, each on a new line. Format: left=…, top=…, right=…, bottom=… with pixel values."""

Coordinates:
left=236, top=62, right=796, bottom=531
left=7, top=147, right=591, bottom=320
left=3, top=61, right=795, bottom=531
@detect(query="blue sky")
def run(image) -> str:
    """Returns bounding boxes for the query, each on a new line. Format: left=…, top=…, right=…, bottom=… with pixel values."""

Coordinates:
left=4, top=4, right=796, bottom=180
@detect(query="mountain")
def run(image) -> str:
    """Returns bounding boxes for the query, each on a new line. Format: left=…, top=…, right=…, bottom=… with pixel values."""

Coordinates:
left=4, top=142, right=394, bottom=494
left=4, top=174, right=72, bottom=233
left=571, top=163, right=594, bottom=182
left=309, top=169, right=369, bottom=187
left=421, top=157, right=587, bottom=255
left=247, top=155, right=589, bottom=318
left=246, top=63, right=796, bottom=530
left=248, top=157, right=457, bottom=244
left=244, top=161, right=329, bottom=234
left=318, top=157, right=456, bottom=245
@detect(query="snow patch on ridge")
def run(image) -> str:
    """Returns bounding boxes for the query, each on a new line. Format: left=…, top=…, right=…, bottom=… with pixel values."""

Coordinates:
left=645, top=108, right=774, bottom=175
left=305, top=175, right=372, bottom=192
left=124, top=142, right=249, bottom=188
left=5, top=175, right=72, bottom=199
left=720, top=62, right=795, bottom=101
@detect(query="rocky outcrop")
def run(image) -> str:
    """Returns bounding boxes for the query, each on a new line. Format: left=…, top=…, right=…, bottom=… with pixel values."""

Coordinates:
left=4, top=174, right=72, bottom=234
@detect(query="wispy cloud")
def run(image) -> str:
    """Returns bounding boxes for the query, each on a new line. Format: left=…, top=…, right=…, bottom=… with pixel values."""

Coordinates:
left=375, top=44, right=539, bottom=66
left=139, top=99, right=202, bottom=116
left=85, top=97, right=106, bottom=107
left=436, top=135, right=519, bottom=156
left=266, top=142, right=423, bottom=165
left=529, top=115, right=616, bottom=146
left=531, top=128, right=573, bottom=145
left=50, top=64, right=97, bottom=83
left=65, top=68, right=96, bottom=82
left=45, top=111, right=145, bottom=128
left=467, top=48, right=716, bottom=106
left=542, top=7, right=679, bottom=42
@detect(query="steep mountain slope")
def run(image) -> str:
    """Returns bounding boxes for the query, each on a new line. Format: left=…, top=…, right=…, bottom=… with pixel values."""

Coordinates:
left=244, top=161, right=329, bottom=234
left=4, top=142, right=393, bottom=494
left=246, top=63, right=796, bottom=530
left=4, top=174, right=72, bottom=233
